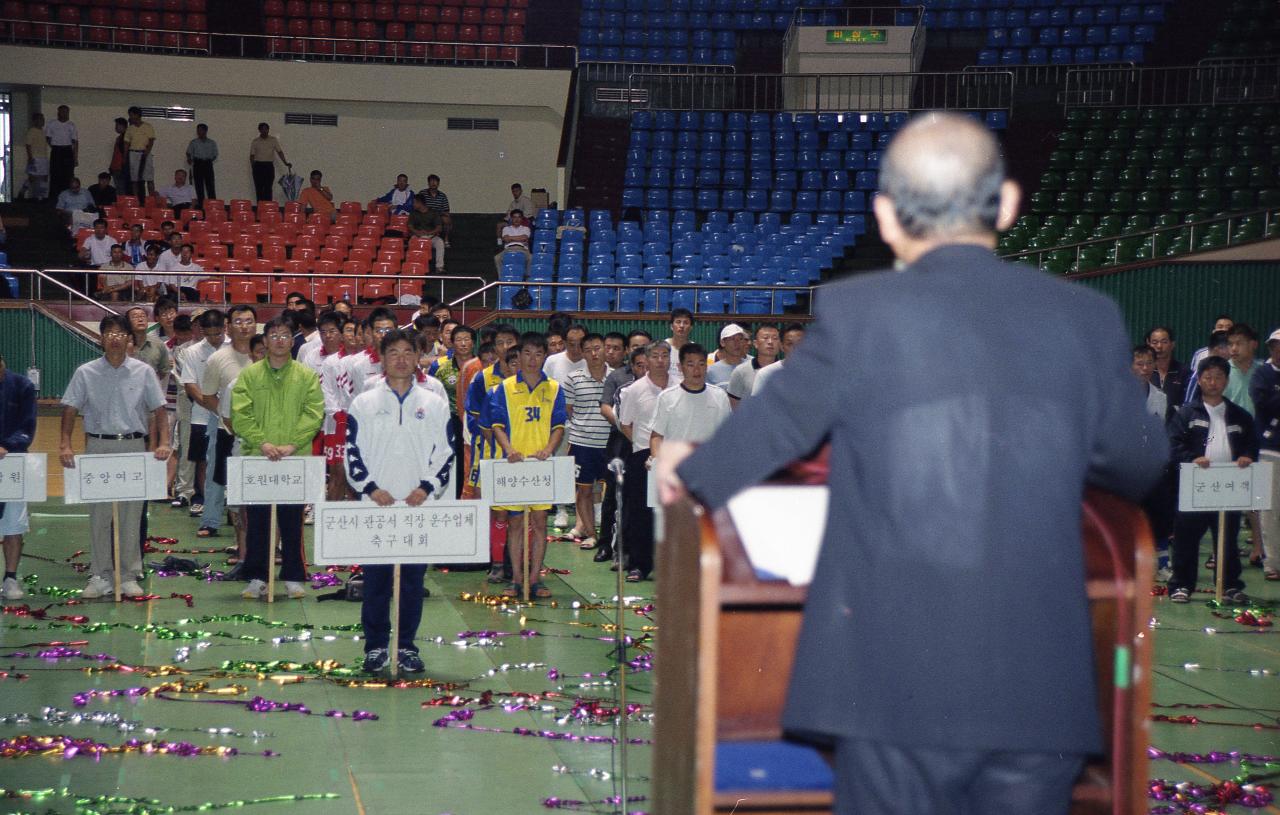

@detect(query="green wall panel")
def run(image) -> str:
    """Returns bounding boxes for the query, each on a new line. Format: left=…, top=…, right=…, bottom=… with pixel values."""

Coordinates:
left=1072, top=262, right=1280, bottom=352
left=0, top=308, right=100, bottom=398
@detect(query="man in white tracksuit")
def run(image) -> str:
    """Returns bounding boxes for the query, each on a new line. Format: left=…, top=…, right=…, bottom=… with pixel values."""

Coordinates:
left=345, top=328, right=455, bottom=675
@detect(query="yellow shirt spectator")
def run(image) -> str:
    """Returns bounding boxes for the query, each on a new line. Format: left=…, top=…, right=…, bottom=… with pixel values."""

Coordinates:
left=250, top=135, right=282, bottom=163
left=124, top=120, right=156, bottom=152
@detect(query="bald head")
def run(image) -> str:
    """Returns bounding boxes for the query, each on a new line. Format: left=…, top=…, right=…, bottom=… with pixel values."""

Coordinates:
left=878, top=112, right=1007, bottom=241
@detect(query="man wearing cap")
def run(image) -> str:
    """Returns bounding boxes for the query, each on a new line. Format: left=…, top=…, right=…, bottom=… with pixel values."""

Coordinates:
left=707, top=323, right=749, bottom=388
left=1251, top=329, right=1280, bottom=581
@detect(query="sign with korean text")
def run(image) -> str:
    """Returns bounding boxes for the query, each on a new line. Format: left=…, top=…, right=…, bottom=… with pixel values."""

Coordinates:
left=64, top=453, right=168, bottom=504
left=0, top=453, right=48, bottom=502
left=479, top=456, right=576, bottom=505
left=825, top=28, right=887, bottom=44
left=312, top=501, right=489, bottom=565
left=226, top=456, right=326, bottom=506
left=1178, top=461, right=1273, bottom=512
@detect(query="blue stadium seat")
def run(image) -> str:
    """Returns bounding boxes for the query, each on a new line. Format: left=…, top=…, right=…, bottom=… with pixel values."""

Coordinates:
left=795, top=191, right=817, bottom=212
left=1027, top=8, right=1048, bottom=27
left=722, top=168, right=744, bottom=188
left=1121, top=43, right=1144, bottom=62
left=671, top=188, right=695, bottom=209
left=769, top=190, right=792, bottom=211
left=985, top=110, right=1008, bottom=129
left=646, top=188, right=669, bottom=208
left=1097, top=45, right=1120, bottom=62
left=1050, top=46, right=1072, bottom=64
left=1038, top=27, right=1060, bottom=45
left=1026, top=46, right=1048, bottom=64
left=1073, top=45, right=1096, bottom=62
left=722, top=189, right=745, bottom=210
left=774, top=170, right=797, bottom=189
left=1000, top=48, right=1023, bottom=65
left=745, top=190, right=766, bottom=212
left=774, top=151, right=795, bottom=170
left=1096, top=7, right=1116, bottom=25
left=854, top=170, right=877, bottom=190
left=696, top=189, right=719, bottom=210
left=827, top=169, right=850, bottom=190
left=819, top=190, right=842, bottom=212
left=978, top=48, right=998, bottom=65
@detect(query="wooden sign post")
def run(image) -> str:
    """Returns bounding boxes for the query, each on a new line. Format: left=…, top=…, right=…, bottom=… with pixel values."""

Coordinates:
left=64, top=453, right=168, bottom=601
left=312, top=500, right=489, bottom=677
left=479, top=457, right=575, bottom=602
left=1178, top=461, right=1274, bottom=603
left=226, top=456, right=326, bottom=604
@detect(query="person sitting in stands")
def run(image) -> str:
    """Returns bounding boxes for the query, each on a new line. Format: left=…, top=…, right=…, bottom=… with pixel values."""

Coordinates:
left=297, top=170, right=336, bottom=222
left=88, top=172, right=118, bottom=210
left=376, top=174, right=415, bottom=216
left=409, top=192, right=446, bottom=274
left=495, top=182, right=534, bottom=244
left=79, top=218, right=116, bottom=268
left=158, top=169, right=196, bottom=215
left=123, top=224, right=146, bottom=265
left=494, top=209, right=531, bottom=274
left=56, top=176, right=96, bottom=229
left=418, top=174, right=452, bottom=246
left=95, top=244, right=136, bottom=302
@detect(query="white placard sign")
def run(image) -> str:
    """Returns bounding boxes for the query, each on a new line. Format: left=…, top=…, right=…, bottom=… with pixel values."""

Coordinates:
left=1178, top=461, right=1274, bottom=512
left=0, top=453, right=48, bottom=502
left=312, top=500, right=489, bottom=565
left=64, top=453, right=168, bottom=504
left=479, top=456, right=575, bottom=505
left=225, top=456, right=326, bottom=506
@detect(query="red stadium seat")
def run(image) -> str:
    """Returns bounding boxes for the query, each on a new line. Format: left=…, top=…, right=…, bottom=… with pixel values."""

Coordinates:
left=439, top=6, right=459, bottom=23
left=373, top=2, right=392, bottom=21
left=407, top=41, right=427, bottom=59
left=481, top=24, right=500, bottom=42
left=506, top=8, right=524, bottom=24
left=162, top=0, right=182, bottom=11
left=319, top=247, right=344, bottom=264
left=185, top=31, right=208, bottom=49
left=402, top=261, right=428, bottom=277
left=333, top=18, right=352, bottom=36
left=309, top=37, right=335, bottom=55
left=57, top=6, right=80, bottom=23
left=482, top=7, right=502, bottom=23
left=112, top=9, right=135, bottom=26
left=265, top=16, right=285, bottom=34
left=264, top=0, right=285, bottom=15
left=329, top=279, right=358, bottom=302
left=355, top=19, right=375, bottom=37
left=309, top=17, right=331, bottom=36
left=331, top=2, right=352, bottom=18
left=285, top=259, right=313, bottom=275
left=458, top=24, right=478, bottom=41
left=313, top=260, right=340, bottom=277
left=196, top=279, right=224, bottom=303
left=396, top=3, right=415, bottom=21
left=226, top=277, right=259, bottom=303
left=412, top=22, right=433, bottom=39
left=308, top=1, right=330, bottom=17
left=435, top=22, right=456, bottom=39
left=87, top=7, right=110, bottom=24
left=28, top=3, right=51, bottom=22
left=455, top=43, right=477, bottom=59
left=352, top=1, right=372, bottom=19
left=287, top=17, right=307, bottom=35
left=184, top=12, right=205, bottom=28
left=462, top=6, right=481, bottom=23
left=187, top=0, right=206, bottom=11
left=384, top=21, right=405, bottom=39
left=335, top=38, right=357, bottom=56
left=360, top=278, right=394, bottom=301
left=417, top=5, right=438, bottom=22
left=502, top=24, right=523, bottom=43
left=138, top=9, right=159, bottom=27
left=342, top=259, right=370, bottom=276
left=285, top=0, right=305, bottom=15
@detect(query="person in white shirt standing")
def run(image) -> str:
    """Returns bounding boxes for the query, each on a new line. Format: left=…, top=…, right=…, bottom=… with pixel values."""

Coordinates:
left=45, top=104, right=78, bottom=202
left=345, top=328, right=454, bottom=675
left=562, top=333, right=611, bottom=548
left=177, top=310, right=228, bottom=527
left=650, top=342, right=732, bottom=456
left=544, top=323, right=588, bottom=531
left=616, top=341, right=672, bottom=582
left=198, top=305, right=255, bottom=546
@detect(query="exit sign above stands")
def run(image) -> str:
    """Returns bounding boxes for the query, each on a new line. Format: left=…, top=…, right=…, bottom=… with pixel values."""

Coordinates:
left=825, top=28, right=887, bottom=44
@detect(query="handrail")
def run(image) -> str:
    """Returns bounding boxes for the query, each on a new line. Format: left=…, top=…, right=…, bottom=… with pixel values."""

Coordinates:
left=1001, top=206, right=1278, bottom=273
left=11, top=268, right=120, bottom=318
left=1062, top=61, right=1280, bottom=110
left=0, top=18, right=578, bottom=69
left=626, top=69, right=1014, bottom=112
left=448, top=278, right=820, bottom=318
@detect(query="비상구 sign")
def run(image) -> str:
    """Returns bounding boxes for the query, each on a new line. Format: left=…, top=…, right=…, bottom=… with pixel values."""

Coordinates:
left=312, top=500, right=489, bottom=565
left=225, top=456, right=326, bottom=506
left=64, top=453, right=168, bottom=504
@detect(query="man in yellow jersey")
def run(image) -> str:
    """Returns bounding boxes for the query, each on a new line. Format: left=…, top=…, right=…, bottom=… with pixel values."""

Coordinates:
left=464, top=325, right=519, bottom=582
left=483, top=332, right=567, bottom=599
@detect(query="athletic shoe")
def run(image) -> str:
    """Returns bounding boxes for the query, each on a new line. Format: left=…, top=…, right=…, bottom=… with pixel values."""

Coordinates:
left=363, top=648, right=389, bottom=673
left=2, top=577, right=26, bottom=600
left=170, top=496, right=189, bottom=508
left=120, top=580, right=145, bottom=598
left=1156, top=566, right=1173, bottom=583
left=189, top=503, right=204, bottom=516
left=1224, top=588, right=1250, bottom=605
left=398, top=649, right=425, bottom=673
left=303, top=505, right=314, bottom=525
left=1169, top=587, right=1190, bottom=603
left=81, top=575, right=113, bottom=599
left=241, top=579, right=267, bottom=600
left=553, top=508, right=569, bottom=529
left=285, top=581, right=306, bottom=599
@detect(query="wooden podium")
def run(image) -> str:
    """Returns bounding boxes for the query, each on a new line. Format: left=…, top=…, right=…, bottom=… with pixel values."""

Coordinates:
left=652, top=482, right=1154, bottom=815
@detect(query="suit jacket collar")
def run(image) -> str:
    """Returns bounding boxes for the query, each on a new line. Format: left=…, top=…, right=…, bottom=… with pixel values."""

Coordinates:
left=908, top=243, right=998, bottom=274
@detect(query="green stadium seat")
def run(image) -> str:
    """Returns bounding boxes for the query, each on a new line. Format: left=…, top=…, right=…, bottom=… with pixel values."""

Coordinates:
left=1116, top=168, right=1143, bottom=189
left=1095, top=214, right=1124, bottom=236
left=1072, top=245, right=1105, bottom=273
left=1132, top=127, right=1159, bottom=147
left=1065, top=109, right=1089, bottom=129
left=1043, top=250, right=1073, bottom=274
left=1163, top=230, right=1191, bottom=256
left=1145, top=168, right=1170, bottom=187
left=1048, top=150, right=1073, bottom=168
left=1029, top=191, right=1054, bottom=214
left=1195, top=225, right=1227, bottom=250
left=1097, top=148, right=1124, bottom=167
left=1108, top=191, right=1134, bottom=213
left=1228, top=188, right=1256, bottom=209
left=1167, top=189, right=1195, bottom=211
left=1210, top=145, right=1234, bottom=165
left=1125, top=148, right=1152, bottom=167
left=1133, top=237, right=1155, bottom=260
left=1056, top=130, right=1082, bottom=149
left=1123, top=214, right=1152, bottom=231
left=1082, top=191, right=1109, bottom=214
left=1151, top=148, right=1177, bottom=167
left=1106, top=127, right=1132, bottom=148
left=1185, top=124, right=1210, bottom=146
left=1070, top=213, right=1095, bottom=230
left=1090, top=168, right=1114, bottom=190
left=1062, top=225, right=1089, bottom=243
left=1159, top=125, right=1184, bottom=145
left=1249, top=165, right=1272, bottom=188
left=1081, top=128, right=1108, bottom=148
left=1169, top=106, right=1194, bottom=124
left=1136, top=190, right=1163, bottom=213
left=1088, top=109, right=1115, bottom=127
left=1196, top=188, right=1223, bottom=212
left=1055, top=191, right=1081, bottom=211
left=1257, top=188, right=1280, bottom=207
left=1042, top=214, right=1069, bottom=232
left=1073, top=149, right=1098, bottom=167
left=1155, top=212, right=1181, bottom=227
left=1231, top=217, right=1264, bottom=242
left=1169, top=167, right=1194, bottom=188
left=1038, top=171, right=1064, bottom=191
left=1065, top=169, right=1089, bottom=190
left=1195, top=166, right=1221, bottom=187
left=1140, top=108, right=1166, bottom=126
left=1181, top=147, right=1208, bottom=166
left=1115, top=109, right=1139, bottom=127
left=1015, top=214, right=1040, bottom=231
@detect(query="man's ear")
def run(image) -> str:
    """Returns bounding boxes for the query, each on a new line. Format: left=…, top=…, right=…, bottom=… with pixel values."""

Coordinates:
left=872, top=193, right=903, bottom=248
left=995, top=180, right=1021, bottom=232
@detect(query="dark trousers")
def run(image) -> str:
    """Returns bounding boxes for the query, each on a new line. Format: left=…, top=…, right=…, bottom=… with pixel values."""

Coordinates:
left=49, top=145, right=75, bottom=200
left=244, top=504, right=305, bottom=582
left=1170, top=510, right=1243, bottom=592
left=449, top=415, right=463, bottom=499
left=191, top=158, right=215, bottom=203
left=621, top=448, right=653, bottom=575
left=598, top=474, right=619, bottom=554
left=360, top=563, right=428, bottom=652
left=834, top=737, right=1083, bottom=815
left=252, top=161, right=275, bottom=202
left=1141, top=466, right=1177, bottom=544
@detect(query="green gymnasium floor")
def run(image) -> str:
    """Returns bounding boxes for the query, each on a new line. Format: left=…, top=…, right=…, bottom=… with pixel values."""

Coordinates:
left=2, top=497, right=1279, bottom=814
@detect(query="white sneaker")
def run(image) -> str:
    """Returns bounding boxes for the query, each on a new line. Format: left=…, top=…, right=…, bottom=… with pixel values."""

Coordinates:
left=241, top=579, right=267, bottom=600
left=81, top=575, right=113, bottom=599
left=303, top=505, right=314, bottom=525
left=1156, top=566, right=1173, bottom=582
left=553, top=508, right=569, bottom=529
left=285, top=581, right=306, bottom=599
left=2, top=576, right=25, bottom=600
left=120, top=580, right=145, bottom=598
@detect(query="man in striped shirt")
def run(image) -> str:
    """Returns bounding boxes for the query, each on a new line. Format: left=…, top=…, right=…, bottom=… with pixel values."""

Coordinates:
left=419, top=174, right=452, bottom=247
left=562, top=333, right=611, bottom=548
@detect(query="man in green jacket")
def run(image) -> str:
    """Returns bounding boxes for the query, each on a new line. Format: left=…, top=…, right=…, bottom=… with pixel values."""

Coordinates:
left=230, top=315, right=324, bottom=601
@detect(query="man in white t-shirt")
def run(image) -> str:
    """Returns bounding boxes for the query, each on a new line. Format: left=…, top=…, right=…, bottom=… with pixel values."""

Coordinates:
left=158, top=169, right=197, bottom=214
left=494, top=209, right=532, bottom=273
left=544, top=323, right=588, bottom=530
left=198, top=304, right=256, bottom=547
left=177, top=310, right=229, bottom=525
left=651, top=342, right=731, bottom=453
left=664, top=307, right=694, bottom=382
left=79, top=219, right=116, bottom=268
left=751, top=323, right=806, bottom=395
left=727, top=323, right=781, bottom=408
left=165, top=243, right=204, bottom=300
left=616, top=341, right=672, bottom=582
left=707, top=323, right=749, bottom=388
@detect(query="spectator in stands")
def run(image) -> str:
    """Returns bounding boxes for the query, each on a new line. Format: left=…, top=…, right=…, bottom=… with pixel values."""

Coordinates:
left=249, top=123, right=290, bottom=203
left=55, top=177, right=96, bottom=229
left=377, top=174, right=415, bottom=215
left=494, top=209, right=531, bottom=274
left=1253, top=329, right=1280, bottom=582
left=1145, top=326, right=1187, bottom=405
left=123, top=106, right=157, bottom=199
left=563, top=332, right=611, bottom=549
left=752, top=323, right=806, bottom=395
left=45, top=105, right=78, bottom=202
left=495, top=182, right=535, bottom=243
left=727, top=323, right=780, bottom=407
left=186, top=123, right=218, bottom=206
left=1184, top=330, right=1231, bottom=404
left=110, top=117, right=129, bottom=197
left=60, top=314, right=170, bottom=600
left=165, top=244, right=203, bottom=302
left=664, top=307, right=694, bottom=381
left=159, top=220, right=178, bottom=246
left=419, top=174, right=452, bottom=246
left=95, top=245, right=136, bottom=302
left=285, top=291, right=307, bottom=311
left=617, top=341, right=671, bottom=583
left=409, top=192, right=446, bottom=274
left=707, top=323, right=748, bottom=388
left=80, top=219, right=116, bottom=268
left=1225, top=323, right=1260, bottom=416
left=158, top=169, right=196, bottom=216
left=1167, top=356, right=1256, bottom=605
left=297, top=170, right=335, bottom=222
left=1186, top=315, right=1234, bottom=397
left=134, top=243, right=169, bottom=301
left=123, top=224, right=146, bottom=265
left=22, top=113, right=49, bottom=201
left=88, top=172, right=117, bottom=210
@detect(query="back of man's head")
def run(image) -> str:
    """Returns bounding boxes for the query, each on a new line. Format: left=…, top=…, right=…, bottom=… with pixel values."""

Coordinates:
left=879, top=112, right=1007, bottom=242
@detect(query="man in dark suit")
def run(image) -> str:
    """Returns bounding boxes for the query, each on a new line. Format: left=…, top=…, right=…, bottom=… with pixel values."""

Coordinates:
left=655, top=112, right=1168, bottom=814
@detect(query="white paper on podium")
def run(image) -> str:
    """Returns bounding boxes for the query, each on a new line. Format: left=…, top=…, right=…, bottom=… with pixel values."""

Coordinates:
left=480, top=456, right=576, bottom=505
left=726, top=485, right=828, bottom=586
left=1178, top=461, right=1273, bottom=512
left=225, top=456, right=327, bottom=506
left=64, top=453, right=168, bottom=504
left=312, top=500, right=489, bottom=565
left=0, top=453, right=48, bottom=502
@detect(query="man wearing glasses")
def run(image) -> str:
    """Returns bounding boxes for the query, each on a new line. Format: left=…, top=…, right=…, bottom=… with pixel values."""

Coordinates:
left=60, top=315, right=171, bottom=600
left=199, top=306, right=258, bottom=559
left=230, top=316, right=324, bottom=601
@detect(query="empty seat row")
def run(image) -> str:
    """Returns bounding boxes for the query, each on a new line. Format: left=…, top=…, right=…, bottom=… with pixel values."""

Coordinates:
left=630, top=109, right=1008, bottom=132
left=976, top=44, right=1144, bottom=65
left=1, top=2, right=206, bottom=27
left=267, top=17, right=525, bottom=38
left=903, top=3, right=1166, bottom=27
left=265, top=0, right=523, bottom=17
left=269, top=37, right=521, bottom=57
left=985, top=23, right=1154, bottom=45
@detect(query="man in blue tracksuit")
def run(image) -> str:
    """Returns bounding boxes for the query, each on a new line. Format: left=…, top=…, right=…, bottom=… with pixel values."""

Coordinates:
left=346, top=328, right=454, bottom=675
left=1166, top=356, right=1258, bottom=604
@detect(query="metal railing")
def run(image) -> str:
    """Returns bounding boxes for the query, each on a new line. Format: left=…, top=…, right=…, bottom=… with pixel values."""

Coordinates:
left=1062, top=61, right=1280, bottom=110
left=964, top=61, right=1135, bottom=89
left=1001, top=206, right=1279, bottom=273
left=580, top=62, right=735, bottom=83
left=626, top=69, right=1014, bottom=112
left=448, top=278, right=820, bottom=317
left=11, top=268, right=121, bottom=319
left=0, top=19, right=577, bottom=69
left=781, top=6, right=924, bottom=66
